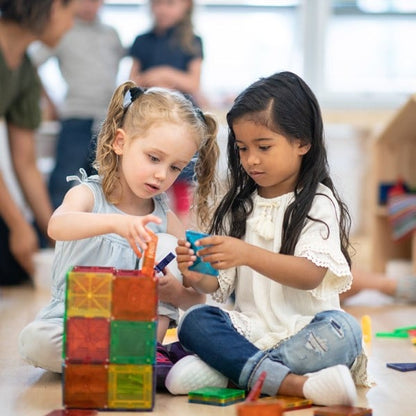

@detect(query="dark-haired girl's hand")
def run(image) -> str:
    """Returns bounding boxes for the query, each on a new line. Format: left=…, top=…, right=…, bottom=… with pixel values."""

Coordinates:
left=194, top=235, right=249, bottom=270
left=175, top=238, right=219, bottom=293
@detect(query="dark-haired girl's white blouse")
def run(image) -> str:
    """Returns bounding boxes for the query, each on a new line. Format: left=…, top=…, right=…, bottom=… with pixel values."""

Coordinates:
left=211, top=183, right=369, bottom=387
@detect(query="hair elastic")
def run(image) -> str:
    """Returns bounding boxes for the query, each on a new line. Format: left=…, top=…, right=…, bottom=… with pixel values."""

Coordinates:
left=123, top=87, right=144, bottom=108
left=182, top=93, right=206, bottom=124
left=195, top=107, right=207, bottom=124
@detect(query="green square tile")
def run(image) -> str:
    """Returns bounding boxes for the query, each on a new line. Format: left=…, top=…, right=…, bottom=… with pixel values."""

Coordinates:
left=108, top=364, right=154, bottom=410
left=110, top=321, right=156, bottom=364
left=188, top=387, right=245, bottom=406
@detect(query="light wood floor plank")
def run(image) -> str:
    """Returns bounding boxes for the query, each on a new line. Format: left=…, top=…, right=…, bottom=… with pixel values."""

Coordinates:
left=1, top=285, right=415, bottom=416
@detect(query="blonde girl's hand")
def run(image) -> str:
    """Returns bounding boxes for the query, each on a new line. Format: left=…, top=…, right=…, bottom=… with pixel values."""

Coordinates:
left=195, top=235, right=248, bottom=270
left=157, top=268, right=182, bottom=307
left=117, top=214, right=162, bottom=257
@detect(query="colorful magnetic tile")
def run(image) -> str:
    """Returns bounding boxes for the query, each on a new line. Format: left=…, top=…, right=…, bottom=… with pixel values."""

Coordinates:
left=44, top=410, right=98, bottom=416
left=141, top=232, right=158, bottom=277
left=63, top=363, right=108, bottom=409
left=237, top=400, right=284, bottom=416
left=112, top=271, right=157, bottom=321
left=72, top=266, right=115, bottom=274
left=154, top=252, right=175, bottom=274
left=375, top=331, right=408, bottom=338
left=186, top=230, right=219, bottom=276
left=64, top=317, right=109, bottom=363
left=188, top=387, right=245, bottom=406
left=110, top=321, right=156, bottom=364
left=394, top=325, right=416, bottom=332
left=386, top=362, right=416, bottom=371
left=108, top=364, right=154, bottom=410
left=313, top=405, right=372, bottom=415
left=375, top=325, right=416, bottom=338
left=66, top=270, right=113, bottom=318
left=260, top=395, right=312, bottom=410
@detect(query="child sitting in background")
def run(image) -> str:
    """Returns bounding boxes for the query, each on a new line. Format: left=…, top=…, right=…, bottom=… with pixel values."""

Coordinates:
left=129, top=0, right=205, bottom=226
left=167, top=71, right=368, bottom=405
left=19, top=81, right=219, bottom=389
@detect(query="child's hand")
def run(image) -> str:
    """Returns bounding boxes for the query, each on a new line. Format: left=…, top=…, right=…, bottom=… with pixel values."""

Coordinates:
left=175, top=239, right=207, bottom=286
left=194, top=235, right=247, bottom=270
left=116, top=214, right=161, bottom=257
left=157, top=268, right=182, bottom=307
left=175, top=238, right=195, bottom=271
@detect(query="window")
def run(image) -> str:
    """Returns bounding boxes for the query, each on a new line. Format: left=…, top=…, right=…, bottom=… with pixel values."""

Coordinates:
left=319, top=0, right=416, bottom=107
left=36, top=0, right=416, bottom=110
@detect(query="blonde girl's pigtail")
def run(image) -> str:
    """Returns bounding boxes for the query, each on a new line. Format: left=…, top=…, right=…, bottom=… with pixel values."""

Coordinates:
left=194, top=112, right=220, bottom=231
left=94, top=80, right=136, bottom=203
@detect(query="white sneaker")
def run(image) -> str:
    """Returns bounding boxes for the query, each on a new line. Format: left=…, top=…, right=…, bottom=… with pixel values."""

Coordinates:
left=165, top=355, right=228, bottom=395
left=303, top=365, right=357, bottom=406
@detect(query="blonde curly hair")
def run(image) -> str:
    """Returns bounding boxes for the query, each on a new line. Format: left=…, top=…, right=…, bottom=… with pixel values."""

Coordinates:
left=94, top=81, right=219, bottom=229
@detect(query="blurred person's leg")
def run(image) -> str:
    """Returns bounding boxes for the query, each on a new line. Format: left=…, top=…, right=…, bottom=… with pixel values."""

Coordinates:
left=48, top=118, right=94, bottom=209
left=341, top=268, right=416, bottom=304
left=0, top=217, right=31, bottom=286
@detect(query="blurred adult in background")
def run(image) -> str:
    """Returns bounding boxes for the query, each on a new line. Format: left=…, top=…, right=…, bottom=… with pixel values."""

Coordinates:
left=0, top=0, right=77, bottom=286
left=31, top=0, right=125, bottom=209
left=129, top=0, right=204, bottom=225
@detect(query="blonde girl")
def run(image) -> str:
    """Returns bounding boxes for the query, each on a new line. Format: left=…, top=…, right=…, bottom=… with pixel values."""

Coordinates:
left=19, top=81, right=219, bottom=389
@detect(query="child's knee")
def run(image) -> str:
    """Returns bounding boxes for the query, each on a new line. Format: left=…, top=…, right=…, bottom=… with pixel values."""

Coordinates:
left=19, top=320, right=63, bottom=373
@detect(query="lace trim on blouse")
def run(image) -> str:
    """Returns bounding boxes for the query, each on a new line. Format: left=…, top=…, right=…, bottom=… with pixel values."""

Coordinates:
left=211, top=268, right=236, bottom=304
left=298, top=246, right=353, bottom=299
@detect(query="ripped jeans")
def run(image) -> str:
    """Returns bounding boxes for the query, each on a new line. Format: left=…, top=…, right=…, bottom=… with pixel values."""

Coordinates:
left=178, top=305, right=362, bottom=396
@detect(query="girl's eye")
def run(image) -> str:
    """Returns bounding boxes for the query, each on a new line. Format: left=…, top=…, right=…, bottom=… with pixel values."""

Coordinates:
left=149, top=154, right=160, bottom=163
left=259, top=146, right=271, bottom=151
left=237, top=147, right=247, bottom=152
left=170, top=165, right=182, bottom=173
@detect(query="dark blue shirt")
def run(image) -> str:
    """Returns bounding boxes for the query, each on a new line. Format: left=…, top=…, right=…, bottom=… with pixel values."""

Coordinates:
left=129, top=26, right=203, bottom=72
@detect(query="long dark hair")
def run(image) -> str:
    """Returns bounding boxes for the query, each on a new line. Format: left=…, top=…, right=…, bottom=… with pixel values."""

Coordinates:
left=209, top=71, right=352, bottom=266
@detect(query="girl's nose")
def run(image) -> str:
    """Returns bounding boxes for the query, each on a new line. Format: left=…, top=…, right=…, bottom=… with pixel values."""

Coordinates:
left=247, top=152, right=259, bottom=166
left=154, top=167, right=167, bottom=181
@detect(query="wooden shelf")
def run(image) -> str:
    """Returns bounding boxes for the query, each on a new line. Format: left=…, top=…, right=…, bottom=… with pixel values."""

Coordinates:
left=370, top=95, right=416, bottom=273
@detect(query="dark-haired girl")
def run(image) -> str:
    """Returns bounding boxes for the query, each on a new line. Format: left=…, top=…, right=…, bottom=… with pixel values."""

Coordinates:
left=168, top=71, right=368, bottom=406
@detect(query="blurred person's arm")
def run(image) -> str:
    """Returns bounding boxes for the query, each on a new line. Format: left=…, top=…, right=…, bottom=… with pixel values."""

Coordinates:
left=0, top=172, right=38, bottom=275
left=7, top=123, right=53, bottom=236
left=28, top=40, right=55, bottom=67
left=129, top=58, right=202, bottom=96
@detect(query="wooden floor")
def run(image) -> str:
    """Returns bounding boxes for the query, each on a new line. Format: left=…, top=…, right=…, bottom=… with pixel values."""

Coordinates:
left=1, top=281, right=416, bottom=416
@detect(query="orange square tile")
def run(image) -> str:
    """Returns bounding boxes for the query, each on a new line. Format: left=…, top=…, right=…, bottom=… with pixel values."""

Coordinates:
left=64, top=364, right=108, bottom=409
left=65, top=317, right=109, bottom=363
left=112, top=271, right=157, bottom=321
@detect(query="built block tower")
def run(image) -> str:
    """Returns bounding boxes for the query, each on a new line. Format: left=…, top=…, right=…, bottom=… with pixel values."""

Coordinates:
left=62, top=236, right=158, bottom=411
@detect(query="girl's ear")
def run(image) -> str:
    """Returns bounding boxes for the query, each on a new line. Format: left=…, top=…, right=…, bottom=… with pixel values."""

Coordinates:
left=112, top=128, right=126, bottom=155
left=297, top=140, right=311, bottom=156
